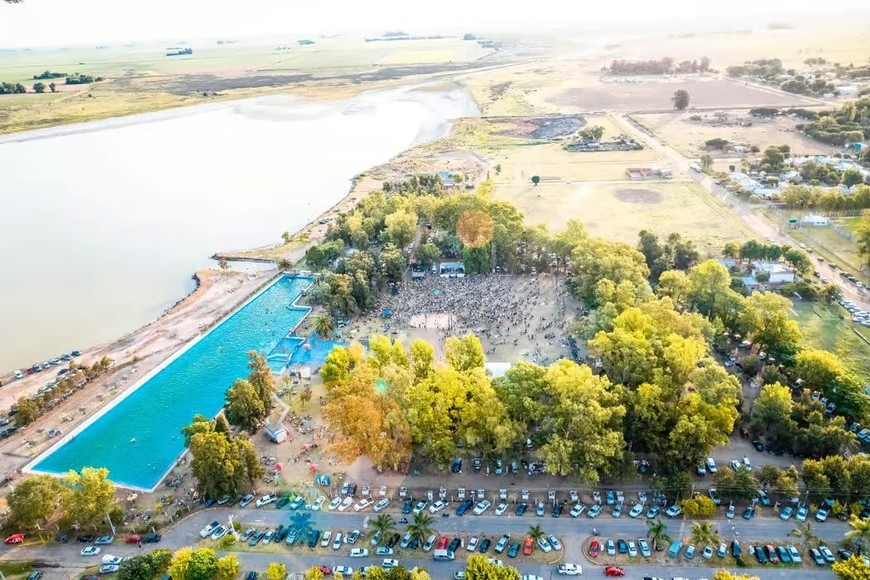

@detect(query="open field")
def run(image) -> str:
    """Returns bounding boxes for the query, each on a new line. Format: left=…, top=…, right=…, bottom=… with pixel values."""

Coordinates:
left=0, top=37, right=493, bottom=133
left=494, top=179, right=751, bottom=251
left=837, top=215, right=865, bottom=236
left=791, top=301, right=870, bottom=384
left=760, top=207, right=869, bottom=281
left=635, top=111, right=838, bottom=158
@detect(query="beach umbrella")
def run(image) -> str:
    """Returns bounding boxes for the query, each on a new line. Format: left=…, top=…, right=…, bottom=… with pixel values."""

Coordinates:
left=308, top=464, right=318, bottom=473
left=274, top=463, right=283, bottom=471
left=300, top=444, right=309, bottom=452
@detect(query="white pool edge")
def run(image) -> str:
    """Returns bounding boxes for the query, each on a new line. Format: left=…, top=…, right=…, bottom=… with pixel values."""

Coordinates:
left=24, top=272, right=314, bottom=492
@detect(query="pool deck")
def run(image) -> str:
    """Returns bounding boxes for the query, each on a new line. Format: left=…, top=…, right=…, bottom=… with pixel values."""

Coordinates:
left=24, top=273, right=315, bottom=492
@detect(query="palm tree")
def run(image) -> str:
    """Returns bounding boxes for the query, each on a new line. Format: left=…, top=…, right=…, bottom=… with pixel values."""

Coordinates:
left=370, top=513, right=396, bottom=544
left=690, top=521, right=720, bottom=546
left=527, top=524, right=546, bottom=542
left=290, top=511, right=313, bottom=540
left=314, top=314, right=335, bottom=338
left=407, top=512, right=435, bottom=545
left=647, top=518, right=671, bottom=552
left=845, top=514, right=870, bottom=555
left=789, top=520, right=821, bottom=551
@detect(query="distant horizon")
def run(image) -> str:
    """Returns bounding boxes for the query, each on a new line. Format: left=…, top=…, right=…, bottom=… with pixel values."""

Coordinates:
left=1, top=0, right=867, bottom=49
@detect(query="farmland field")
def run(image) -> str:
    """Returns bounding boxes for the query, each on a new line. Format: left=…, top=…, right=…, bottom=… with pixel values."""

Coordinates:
left=791, top=301, right=870, bottom=383
left=635, top=111, right=838, bottom=159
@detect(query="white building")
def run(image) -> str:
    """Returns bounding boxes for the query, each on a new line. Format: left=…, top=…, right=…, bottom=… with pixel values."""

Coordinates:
left=753, top=261, right=796, bottom=284
left=802, top=214, right=829, bottom=226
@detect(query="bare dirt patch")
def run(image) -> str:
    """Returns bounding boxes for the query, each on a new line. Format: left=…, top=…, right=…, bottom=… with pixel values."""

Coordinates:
left=550, top=78, right=819, bottom=111
left=614, top=188, right=663, bottom=204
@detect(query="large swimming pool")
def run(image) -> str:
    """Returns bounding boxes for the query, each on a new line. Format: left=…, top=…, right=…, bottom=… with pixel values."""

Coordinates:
left=28, top=275, right=313, bottom=490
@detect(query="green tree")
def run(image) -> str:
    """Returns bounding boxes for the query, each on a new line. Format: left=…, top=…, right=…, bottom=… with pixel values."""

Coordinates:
left=185, top=417, right=264, bottom=498
left=789, top=520, right=822, bottom=552
left=531, top=175, right=540, bottom=186
left=304, top=567, right=325, bottom=580
left=168, top=548, right=219, bottom=580
left=843, top=169, right=866, bottom=188
left=833, top=555, right=870, bottom=579
left=681, top=496, right=718, bottom=517
left=7, top=474, right=66, bottom=528
left=32, top=81, right=45, bottom=93
left=738, top=291, right=802, bottom=356
left=14, top=396, right=39, bottom=426
left=527, top=524, right=545, bottom=541
left=408, top=339, right=434, bottom=381
left=384, top=209, right=418, bottom=248
left=711, top=573, right=760, bottom=580
left=265, top=562, right=287, bottom=580
left=647, top=519, right=672, bottom=551
left=314, top=314, right=335, bottom=338
left=857, top=215, right=870, bottom=269
left=657, top=270, right=691, bottom=306
left=224, top=379, right=266, bottom=431
left=796, top=349, right=846, bottom=393
left=465, top=555, right=521, bottom=580
left=722, top=240, right=742, bottom=260
left=371, top=513, right=396, bottom=544
left=382, top=243, right=407, bottom=283
left=61, top=467, right=118, bottom=528
left=48, top=82, right=57, bottom=92
left=691, top=520, right=720, bottom=546
left=417, top=242, right=441, bottom=267
left=846, top=515, right=870, bottom=555
left=699, top=154, right=714, bottom=171
left=407, top=512, right=435, bottom=545
left=118, top=549, right=172, bottom=580
left=246, top=351, right=275, bottom=412
left=215, top=555, right=240, bottom=580
left=444, top=334, right=485, bottom=371
left=672, top=89, right=690, bottom=110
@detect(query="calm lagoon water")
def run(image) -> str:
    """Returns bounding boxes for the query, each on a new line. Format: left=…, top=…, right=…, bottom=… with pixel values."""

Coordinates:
left=30, top=275, right=312, bottom=490
left=0, top=86, right=477, bottom=371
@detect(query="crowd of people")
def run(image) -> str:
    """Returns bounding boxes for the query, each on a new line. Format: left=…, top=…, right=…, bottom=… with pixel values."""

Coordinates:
left=376, top=273, right=576, bottom=365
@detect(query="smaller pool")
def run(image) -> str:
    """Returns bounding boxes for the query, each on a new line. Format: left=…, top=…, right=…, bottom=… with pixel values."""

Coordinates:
left=289, top=334, right=347, bottom=367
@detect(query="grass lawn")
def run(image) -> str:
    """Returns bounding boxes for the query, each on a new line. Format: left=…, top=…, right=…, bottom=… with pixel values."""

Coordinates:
left=0, top=561, right=34, bottom=580
left=791, top=301, right=870, bottom=383
left=836, top=216, right=864, bottom=236
left=494, top=179, right=752, bottom=252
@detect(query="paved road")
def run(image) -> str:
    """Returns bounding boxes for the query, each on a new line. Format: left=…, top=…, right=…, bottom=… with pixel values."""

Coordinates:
left=3, top=507, right=842, bottom=579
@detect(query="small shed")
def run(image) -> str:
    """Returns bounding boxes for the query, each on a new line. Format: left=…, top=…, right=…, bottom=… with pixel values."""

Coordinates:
left=802, top=215, right=829, bottom=226
left=264, top=419, right=287, bottom=443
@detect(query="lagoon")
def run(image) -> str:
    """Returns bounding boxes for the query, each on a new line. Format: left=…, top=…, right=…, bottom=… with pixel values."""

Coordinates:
left=0, top=86, right=476, bottom=372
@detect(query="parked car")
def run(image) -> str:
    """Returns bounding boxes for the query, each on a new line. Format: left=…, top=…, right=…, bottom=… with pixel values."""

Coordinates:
left=664, top=505, right=682, bottom=518
left=780, top=506, right=794, bottom=521
left=80, top=547, right=101, bottom=556
left=604, top=566, right=624, bottom=577
left=556, top=563, right=582, bottom=576
left=708, top=488, right=721, bottom=506
left=638, top=538, right=651, bottom=557
left=4, top=534, right=24, bottom=545
left=796, top=505, right=809, bottom=522
left=94, top=536, right=114, bottom=545
left=820, top=545, right=836, bottom=563
left=255, top=494, right=276, bottom=508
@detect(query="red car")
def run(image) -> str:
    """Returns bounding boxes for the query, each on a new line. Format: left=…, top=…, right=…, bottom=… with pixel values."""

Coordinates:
left=523, top=538, right=534, bottom=555
left=604, top=567, right=625, bottom=577
left=589, top=539, right=600, bottom=557
left=4, top=534, right=24, bottom=545
left=125, top=535, right=141, bottom=544
left=318, top=565, right=332, bottom=575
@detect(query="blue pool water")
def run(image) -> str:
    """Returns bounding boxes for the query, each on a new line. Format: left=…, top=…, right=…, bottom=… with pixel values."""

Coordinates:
left=289, top=334, right=348, bottom=367
left=30, top=275, right=313, bottom=490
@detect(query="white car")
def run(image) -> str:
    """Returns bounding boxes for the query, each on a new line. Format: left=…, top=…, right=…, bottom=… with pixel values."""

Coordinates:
left=199, top=521, right=220, bottom=538
left=523, top=576, right=544, bottom=580
left=350, top=548, right=369, bottom=558
left=428, top=500, right=447, bottom=513
left=557, top=563, right=582, bottom=576
left=210, top=526, right=228, bottom=540
left=338, top=497, right=354, bottom=511
left=376, top=547, right=394, bottom=556
left=467, top=537, right=480, bottom=552
left=628, top=503, right=644, bottom=518
left=81, top=547, right=101, bottom=556
left=255, top=494, right=277, bottom=507
left=495, top=502, right=508, bottom=516
left=569, top=503, right=586, bottom=518
left=373, top=498, right=390, bottom=512
left=537, top=536, right=553, bottom=553
left=382, top=559, right=399, bottom=569
left=101, top=555, right=121, bottom=565
left=354, top=498, right=373, bottom=512
left=98, top=565, right=119, bottom=574
left=328, top=497, right=342, bottom=510
left=473, top=500, right=492, bottom=515
left=333, top=566, right=353, bottom=576
left=333, top=532, right=343, bottom=550
left=412, top=500, right=428, bottom=514
left=320, top=531, right=332, bottom=548
left=313, top=496, right=325, bottom=510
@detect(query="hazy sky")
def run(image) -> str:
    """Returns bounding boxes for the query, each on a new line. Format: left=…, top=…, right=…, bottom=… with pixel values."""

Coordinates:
left=0, top=0, right=867, bottom=48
